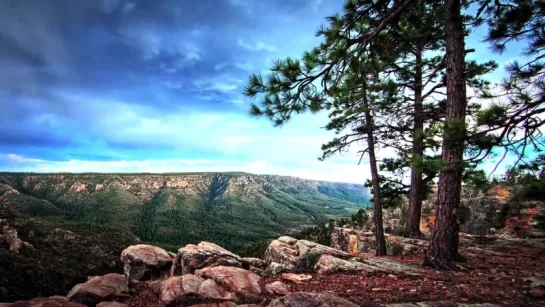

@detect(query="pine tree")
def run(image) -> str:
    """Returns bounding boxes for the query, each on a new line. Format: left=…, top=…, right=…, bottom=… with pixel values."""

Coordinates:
left=320, top=56, right=400, bottom=255
left=470, top=0, right=545, bottom=166
left=424, top=0, right=468, bottom=270
left=355, top=1, right=495, bottom=239
left=243, top=1, right=413, bottom=255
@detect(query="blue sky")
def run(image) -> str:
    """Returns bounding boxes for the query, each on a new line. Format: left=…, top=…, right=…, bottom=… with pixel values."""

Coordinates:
left=0, top=0, right=527, bottom=183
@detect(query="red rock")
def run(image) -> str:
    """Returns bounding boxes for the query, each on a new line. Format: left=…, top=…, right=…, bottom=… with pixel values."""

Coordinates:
left=67, top=274, right=128, bottom=306
left=171, top=242, right=243, bottom=275
left=281, top=273, right=312, bottom=284
left=121, top=244, right=173, bottom=282
left=157, top=274, right=234, bottom=306
left=265, top=281, right=290, bottom=295
left=196, top=266, right=262, bottom=302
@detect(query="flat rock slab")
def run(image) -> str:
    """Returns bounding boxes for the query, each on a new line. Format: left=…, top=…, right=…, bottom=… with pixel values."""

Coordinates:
left=268, top=292, right=358, bottom=307
left=67, top=273, right=128, bottom=306
left=314, top=254, right=381, bottom=275
left=281, top=273, right=312, bottom=284
left=360, top=258, right=419, bottom=275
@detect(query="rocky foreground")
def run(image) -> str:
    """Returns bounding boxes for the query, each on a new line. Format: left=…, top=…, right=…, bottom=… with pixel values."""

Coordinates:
left=2, top=227, right=544, bottom=307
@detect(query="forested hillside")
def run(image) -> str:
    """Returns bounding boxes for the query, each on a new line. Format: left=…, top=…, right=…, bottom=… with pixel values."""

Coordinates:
left=0, top=172, right=369, bottom=253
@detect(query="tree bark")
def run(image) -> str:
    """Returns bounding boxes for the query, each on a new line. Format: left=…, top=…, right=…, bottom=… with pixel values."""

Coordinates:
left=424, top=0, right=467, bottom=270
left=405, top=49, right=425, bottom=238
left=363, top=86, right=388, bottom=256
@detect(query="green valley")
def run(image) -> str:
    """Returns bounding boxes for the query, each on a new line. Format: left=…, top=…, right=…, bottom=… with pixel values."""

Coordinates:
left=0, top=172, right=369, bottom=253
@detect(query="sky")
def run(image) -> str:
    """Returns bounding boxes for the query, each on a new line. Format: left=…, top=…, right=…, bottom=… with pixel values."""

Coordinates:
left=0, top=0, right=527, bottom=183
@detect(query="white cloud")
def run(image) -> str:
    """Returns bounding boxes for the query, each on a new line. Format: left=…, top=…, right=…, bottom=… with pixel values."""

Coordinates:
left=214, top=63, right=229, bottom=70
left=237, top=39, right=277, bottom=52
left=194, top=76, right=244, bottom=94
left=228, top=99, right=245, bottom=104
left=234, top=62, right=255, bottom=71
left=2, top=153, right=369, bottom=184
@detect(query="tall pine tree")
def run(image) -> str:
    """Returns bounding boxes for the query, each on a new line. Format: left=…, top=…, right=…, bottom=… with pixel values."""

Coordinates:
left=424, top=0, right=468, bottom=270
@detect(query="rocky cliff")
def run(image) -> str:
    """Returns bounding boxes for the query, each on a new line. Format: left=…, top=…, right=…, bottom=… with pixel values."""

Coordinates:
left=0, top=172, right=369, bottom=302
left=4, top=232, right=545, bottom=306
left=348, top=185, right=545, bottom=239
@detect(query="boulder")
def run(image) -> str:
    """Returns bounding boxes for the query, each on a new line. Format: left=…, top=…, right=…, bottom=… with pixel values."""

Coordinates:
left=265, top=281, right=290, bottom=295
left=268, top=292, right=358, bottom=307
left=157, top=275, right=234, bottom=306
left=314, top=254, right=381, bottom=275
left=263, top=236, right=350, bottom=271
left=6, top=297, right=85, bottom=307
left=121, top=244, right=174, bottom=283
left=171, top=242, right=242, bottom=275
left=195, top=266, right=262, bottom=302
left=67, top=273, right=128, bottom=306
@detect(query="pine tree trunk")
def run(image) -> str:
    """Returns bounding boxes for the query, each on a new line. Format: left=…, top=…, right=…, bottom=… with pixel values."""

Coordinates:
left=405, top=49, right=424, bottom=238
left=363, top=87, right=387, bottom=256
left=424, top=0, right=467, bottom=270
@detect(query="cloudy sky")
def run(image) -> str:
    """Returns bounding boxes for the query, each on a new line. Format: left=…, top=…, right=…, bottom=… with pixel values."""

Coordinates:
left=0, top=0, right=523, bottom=183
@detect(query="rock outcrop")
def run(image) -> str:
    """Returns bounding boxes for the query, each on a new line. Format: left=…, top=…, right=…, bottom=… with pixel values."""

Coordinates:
left=195, top=266, right=262, bottom=303
left=66, top=274, right=128, bottom=306
left=331, top=227, right=427, bottom=256
left=156, top=274, right=234, bottom=306
left=264, top=282, right=289, bottom=296
left=263, top=236, right=351, bottom=272
left=0, top=219, right=33, bottom=254
left=268, top=292, right=358, bottom=307
left=121, top=244, right=174, bottom=283
left=314, top=254, right=380, bottom=275
left=171, top=242, right=243, bottom=275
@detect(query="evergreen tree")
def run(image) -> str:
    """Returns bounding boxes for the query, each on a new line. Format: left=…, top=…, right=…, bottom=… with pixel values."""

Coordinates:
left=471, top=1, right=545, bottom=167
left=320, top=55, right=399, bottom=255
left=243, top=0, right=413, bottom=255
left=424, top=0, right=468, bottom=270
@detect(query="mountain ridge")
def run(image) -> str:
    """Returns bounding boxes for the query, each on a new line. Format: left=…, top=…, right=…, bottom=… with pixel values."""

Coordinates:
left=0, top=172, right=369, bottom=253
left=0, top=171, right=364, bottom=185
